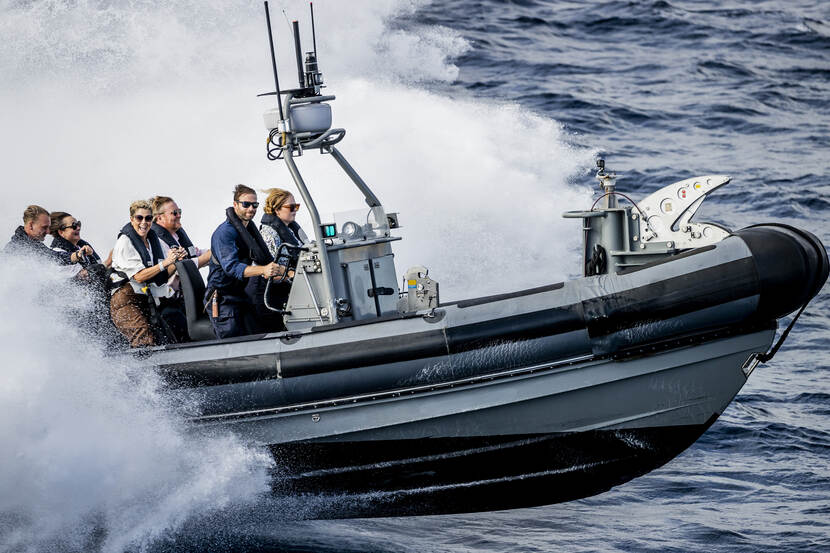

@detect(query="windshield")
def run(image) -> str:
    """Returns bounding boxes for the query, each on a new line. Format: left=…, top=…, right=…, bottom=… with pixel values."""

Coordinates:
left=327, top=206, right=391, bottom=242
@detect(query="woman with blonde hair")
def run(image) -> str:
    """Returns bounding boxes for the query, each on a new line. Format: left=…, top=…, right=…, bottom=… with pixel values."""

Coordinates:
left=250, top=187, right=307, bottom=331
left=110, top=200, right=189, bottom=347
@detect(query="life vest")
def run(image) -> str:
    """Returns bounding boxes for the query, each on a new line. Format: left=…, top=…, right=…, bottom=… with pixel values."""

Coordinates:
left=223, top=206, right=273, bottom=266
left=260, top=213, right=307, bottom=250
left=151, top=223, right=199, bottom=258
left=255, top=213, right=306, bottom=313
left=50, top=234, right=102, bottom=266
left=118, top=223, right=170, bottom=288
left=6, top=226, right=71, bottom=264
left=206, top=207, right=274, bottom=300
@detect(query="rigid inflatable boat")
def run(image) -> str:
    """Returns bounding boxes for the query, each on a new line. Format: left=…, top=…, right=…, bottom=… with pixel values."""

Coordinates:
left=140, top=4, right=829, bottom=517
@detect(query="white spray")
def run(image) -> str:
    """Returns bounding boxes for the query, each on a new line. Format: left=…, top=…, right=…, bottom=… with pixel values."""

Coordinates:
left=0, top=254, right=273, bottom=552
left=0, top=0, right=594, bottom=299
left=0, top=0, right=594, bottom=548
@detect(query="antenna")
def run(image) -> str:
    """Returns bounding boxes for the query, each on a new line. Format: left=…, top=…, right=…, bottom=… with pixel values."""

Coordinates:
left=281, top=7, right=292, bottom=34
left=292, top=20, right=305, bottom=89
left=303, top=3, right=324, bottom=96
left=310, top=2, right=318, bottom=60
left=264, top=1, right=284, bottom=121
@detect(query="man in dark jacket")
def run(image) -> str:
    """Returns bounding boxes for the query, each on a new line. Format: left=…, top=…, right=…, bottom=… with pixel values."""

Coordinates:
left=5, top=205, right=72, bottom=267
left=205, top=185, right=281, bottom=339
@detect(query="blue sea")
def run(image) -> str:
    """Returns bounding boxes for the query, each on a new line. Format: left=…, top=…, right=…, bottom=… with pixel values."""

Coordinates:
left=0, top=0, right=828, bottom=551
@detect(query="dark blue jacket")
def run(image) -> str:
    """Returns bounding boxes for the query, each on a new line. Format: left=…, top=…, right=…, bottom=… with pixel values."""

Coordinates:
left=207, top=220, right=249, bottom=299
left=206, top=208, right=273, bottom=300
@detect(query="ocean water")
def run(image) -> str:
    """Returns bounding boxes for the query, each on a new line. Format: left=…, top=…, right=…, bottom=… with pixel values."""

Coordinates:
left=1, top=0, right=828, bottom=551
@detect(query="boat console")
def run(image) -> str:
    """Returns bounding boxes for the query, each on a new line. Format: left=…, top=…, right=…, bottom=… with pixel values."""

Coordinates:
left=258, top=7, right=433, bottom=330
left=282, top=206, right=403, bottom=328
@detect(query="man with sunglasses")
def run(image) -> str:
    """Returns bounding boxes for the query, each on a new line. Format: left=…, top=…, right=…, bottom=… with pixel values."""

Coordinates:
left=151, top=196, right=212, bottom=287
left=205, top=185, right=281, bottom=339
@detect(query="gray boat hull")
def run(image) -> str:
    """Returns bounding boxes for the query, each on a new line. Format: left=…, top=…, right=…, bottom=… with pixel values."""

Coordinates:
left=139, top=223, right=826, bottom=517
left=187, top=328, right=772, bottom=517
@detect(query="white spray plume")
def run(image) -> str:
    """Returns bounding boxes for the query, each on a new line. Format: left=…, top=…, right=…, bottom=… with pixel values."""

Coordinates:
left=0, top=0, right=595, bottom=545
left=0, top=254, right=273, bottom=552
left=0, top=0, right=594, bottom=299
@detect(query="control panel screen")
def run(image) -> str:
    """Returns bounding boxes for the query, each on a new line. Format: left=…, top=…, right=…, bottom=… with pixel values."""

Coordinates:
left=321, top=223, right=337, bottom=238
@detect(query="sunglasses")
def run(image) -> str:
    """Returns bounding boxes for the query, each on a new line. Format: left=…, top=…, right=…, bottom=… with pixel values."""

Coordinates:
left=167, top=209, right=182, bottom=217
left=281, top=203, right=301, bottom=212
left=132, top=214, right=152, bottom=223
left=237, top=201, right=259, bottom=209
left=60, top=221, right=82, bottom=230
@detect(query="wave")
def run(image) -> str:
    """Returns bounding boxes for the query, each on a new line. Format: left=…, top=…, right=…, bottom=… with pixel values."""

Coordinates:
left=0, top=254, right=272, bottom=552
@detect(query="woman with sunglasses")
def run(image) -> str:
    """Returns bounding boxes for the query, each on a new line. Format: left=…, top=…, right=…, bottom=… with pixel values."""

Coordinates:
left=250, top=188, right=308, bottom=331
left=48, top=211, right=105, bottom=267
left=110, top=200, right=188, bottom=347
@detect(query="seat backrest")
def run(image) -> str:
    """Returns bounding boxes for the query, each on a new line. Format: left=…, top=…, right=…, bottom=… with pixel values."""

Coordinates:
left=175, top=260, right=215, bottom=341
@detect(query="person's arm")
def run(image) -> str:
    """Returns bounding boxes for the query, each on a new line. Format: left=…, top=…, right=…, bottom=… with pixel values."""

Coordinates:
left=158, top=238, right=171, bottom=261
left=50, top=245, right=74, bottom=265
left=50, top=247, right=72, bottom=265
left=243, top=263, right=280, bottom=278
left=112, top=237, right=144, bottom=279
left=214, top=226, right=273, bottom=279
left=77, top=244, right=94, bottom=260
left=113, top=236, right=179, bottom=283
left=261, top=226, right=280, bottom=258
left=68, top=249, right=88, bottom=264
left=196, top=249, right=211, bottom=268
left=54, top=262, right=83, bottom=278
left=133, top=247, right=182, bottom=283
left=261, top=226, right=292, bottom=268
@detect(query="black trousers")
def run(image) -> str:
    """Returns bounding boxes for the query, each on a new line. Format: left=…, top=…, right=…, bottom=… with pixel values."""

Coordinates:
left=208, top=294, right=259, bottom=339
left=246, top=276, right=289, bottom=333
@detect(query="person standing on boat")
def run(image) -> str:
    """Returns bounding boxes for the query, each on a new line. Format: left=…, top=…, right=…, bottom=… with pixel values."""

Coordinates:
left=205, top=184, right=281, bottom=339
left=250, top=188, right=307, bottom=332
left=110, top=200, right=189, bottom=347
